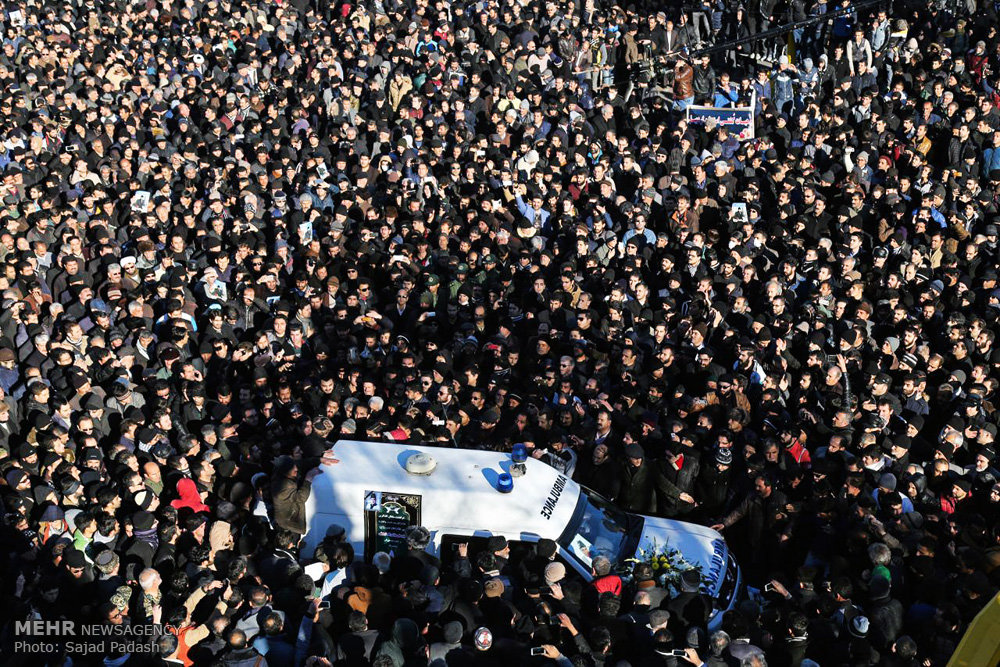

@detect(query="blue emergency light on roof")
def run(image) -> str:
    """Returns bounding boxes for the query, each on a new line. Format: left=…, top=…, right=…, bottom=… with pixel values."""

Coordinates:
left=497, top=472, right=514, bottom=493
left=511, top=443, right=527, bottom=463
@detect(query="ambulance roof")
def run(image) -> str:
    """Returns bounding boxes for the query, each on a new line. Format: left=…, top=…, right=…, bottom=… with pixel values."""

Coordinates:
left=304, top=440, right=581, bottom=553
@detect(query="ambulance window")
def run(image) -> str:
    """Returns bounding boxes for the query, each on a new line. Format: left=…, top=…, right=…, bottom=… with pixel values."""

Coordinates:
left=560, top=489, right=635, bottom=569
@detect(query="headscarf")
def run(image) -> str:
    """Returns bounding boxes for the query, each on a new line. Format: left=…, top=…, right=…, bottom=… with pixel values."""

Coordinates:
left=133, top=525, right=160, bottom=551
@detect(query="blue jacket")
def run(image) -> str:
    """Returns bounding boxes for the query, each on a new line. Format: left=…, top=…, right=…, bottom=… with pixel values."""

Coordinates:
left=253, top=635, right=294, bottom=667
left=752, top=79, right=771, bottom=114
left=983, top=146, right=1000, bottom=177
left=515, top=195, right=552, bottom=231
left=713, top=84, right=739, bottom=108
left=772, top=71, right=796, bottom=112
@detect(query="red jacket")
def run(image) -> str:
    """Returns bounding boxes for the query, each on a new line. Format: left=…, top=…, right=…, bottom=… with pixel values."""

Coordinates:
left=787, top=440, right=812, bottom=468
left=593, top=574, right=622, bottom=597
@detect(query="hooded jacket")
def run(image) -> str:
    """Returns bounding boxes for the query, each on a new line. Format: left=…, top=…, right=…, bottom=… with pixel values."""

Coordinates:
left=374, top=618, right=425, bottom=667
left=171, top=478, right=210, bottom=513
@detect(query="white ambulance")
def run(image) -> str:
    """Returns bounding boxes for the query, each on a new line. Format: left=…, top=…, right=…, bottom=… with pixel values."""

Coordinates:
left=304, top=440, right=742, bottom=625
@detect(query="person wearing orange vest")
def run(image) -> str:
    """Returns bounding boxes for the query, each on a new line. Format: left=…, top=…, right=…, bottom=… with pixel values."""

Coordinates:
left=165, top=579, right=230, bottom=666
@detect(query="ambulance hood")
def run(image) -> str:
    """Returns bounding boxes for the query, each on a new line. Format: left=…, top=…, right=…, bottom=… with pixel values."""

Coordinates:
left=637, top=516, right=730, bottom=597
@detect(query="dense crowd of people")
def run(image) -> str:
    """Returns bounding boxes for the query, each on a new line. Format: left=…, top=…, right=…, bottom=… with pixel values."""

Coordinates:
left=1, top=0, right=1000, bottom=664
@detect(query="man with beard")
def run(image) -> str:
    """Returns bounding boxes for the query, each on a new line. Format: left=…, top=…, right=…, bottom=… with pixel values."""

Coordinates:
left=575, top=443, right=621, bottom=500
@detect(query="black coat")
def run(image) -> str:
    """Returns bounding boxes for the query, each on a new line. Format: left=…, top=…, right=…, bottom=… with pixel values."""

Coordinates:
left=666, top=590, right=712, bottom=631
left=867, top=597, right=904, bottom=651
left=258, top=548, right=301, bottom=589
left=575, top=456, right=622, bottom=501
left=696, top=463, right=733, bottom=514
left=775, top=636, right=809, bottom=667
left=617, top=460, right=656, bottom=514
left=123, top=536, right=155, bottom=572
left=720, top=488, right=791, bottom=550
left=334, top=629, right=380, bottom=665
